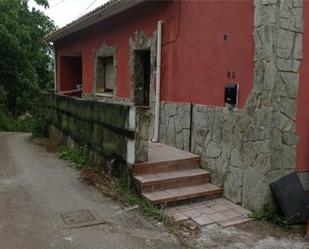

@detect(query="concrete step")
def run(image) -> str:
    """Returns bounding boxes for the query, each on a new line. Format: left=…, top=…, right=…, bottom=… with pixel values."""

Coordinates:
left=142, top=183, right=223, bottom=205
left=133, top=157, right=200, bottom=175
left=135, top=168, right=210, bottom=192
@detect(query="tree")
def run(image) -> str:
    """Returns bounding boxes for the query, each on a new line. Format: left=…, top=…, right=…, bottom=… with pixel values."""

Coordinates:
left=0, top=0, right=55, bottom=117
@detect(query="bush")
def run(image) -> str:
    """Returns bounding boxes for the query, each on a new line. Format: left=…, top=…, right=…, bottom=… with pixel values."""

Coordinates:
left=31, top=112, right=47, bottom=138
left=0, top=111, right=15, bottom=131
left=0, top=111, right=32, bottom=132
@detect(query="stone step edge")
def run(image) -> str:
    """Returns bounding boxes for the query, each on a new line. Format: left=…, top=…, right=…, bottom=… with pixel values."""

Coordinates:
left=135, top=169, right=210, bottom=186
left=143, top=184, right=223, bottom=205
left=133, top=157, right=200, bottom=175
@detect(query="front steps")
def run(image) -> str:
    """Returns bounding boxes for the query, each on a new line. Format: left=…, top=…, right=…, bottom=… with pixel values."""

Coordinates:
left=133, top=142, right=222, bottom=205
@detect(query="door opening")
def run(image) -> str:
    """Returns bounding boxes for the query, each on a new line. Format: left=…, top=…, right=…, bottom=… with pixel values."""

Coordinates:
left=133, top=49, right=151, bottom=106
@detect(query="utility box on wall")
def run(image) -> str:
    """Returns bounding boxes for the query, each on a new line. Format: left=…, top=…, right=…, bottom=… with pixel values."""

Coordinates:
left=224, top=84, right=238, bottom=108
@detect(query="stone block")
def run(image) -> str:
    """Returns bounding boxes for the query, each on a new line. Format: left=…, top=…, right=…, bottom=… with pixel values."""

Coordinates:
left=193, top=126, right=209, bottom=146
left=280, top=97, right=296, bottom=120
left=262, top=0, right=278, bottom=5
left=200, top=157, right=217, bottom=173
left=221, top=142, right=232, bottom=159
left=216, top=157, right=230, bottom=176
left=281, top=144, right=297, bottom=169
left=241, top=141, right=264, bottom=167
left=290, top=7, right=303, bottom=32
left=254, top=25, right=275, bottom=61
left=182, top=110, right=191, bottom=130
left=279, top=112, right=295, bottom=131
left=211, top=173, right=225, bottom=187
left=183, top=129, right=190, bottom=151
left=175, top=131, right=183, bottom=150
left=254, top=154, right=271, bottom=174
left=282, top=131, right=299, bottom=146
left=205, top=140, right=221, bottom=159
left=293, top=0, right=302, bottom=7
left=242, top=167, right=271, bottom=211
left=222, top=127, right=234, bottom=144
left=271, top=128, right=282, bottom=149
left=166, top=117, right=176, bottom=146
left=174, top=115, right=182, bottom=133
left=230, top=148, right=244, bottom=168
left=244, top=125, right=264, bottom=142
left=165, top=102, right=177, bottom=117
left=224, top=166, right=244, bottom=204
left=293, top=33, right=303, bottom=59
left=279, top=0, right=292, bottom=18
left=277, top=58, right=300, bottom=72
left=212, top=111, right=224, bottom=144
left=236, top=117, right=250, bottom=133
left=159, top=123, right=167, bottom=143
left=277, top=29, right=294, bottom=58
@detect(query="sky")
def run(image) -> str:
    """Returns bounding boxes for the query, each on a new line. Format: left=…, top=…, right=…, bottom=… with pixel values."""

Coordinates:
left=29, top=0, right=109, bottom=28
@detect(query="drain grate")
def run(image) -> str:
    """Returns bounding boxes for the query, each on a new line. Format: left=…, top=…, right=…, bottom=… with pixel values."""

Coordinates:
left=61, top=210, right=96, bottom=225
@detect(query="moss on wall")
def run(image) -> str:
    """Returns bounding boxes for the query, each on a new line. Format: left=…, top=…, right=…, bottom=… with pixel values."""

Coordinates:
left=42, top=93, right=135, bottom=161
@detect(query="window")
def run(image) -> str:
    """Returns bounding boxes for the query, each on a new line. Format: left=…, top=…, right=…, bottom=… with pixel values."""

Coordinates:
left=96, top=56, right=115, bottom=94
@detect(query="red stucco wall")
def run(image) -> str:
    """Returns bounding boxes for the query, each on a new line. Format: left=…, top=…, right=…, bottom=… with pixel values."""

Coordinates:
left=161, top=0, right=254, bottom=107
left=55, top=0, right=254, bottom=108
left=296, top=1, right=309, bottom=172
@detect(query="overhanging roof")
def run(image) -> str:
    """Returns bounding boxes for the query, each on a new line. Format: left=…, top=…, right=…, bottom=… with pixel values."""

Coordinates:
left=45, top=0, right=147, bottom=42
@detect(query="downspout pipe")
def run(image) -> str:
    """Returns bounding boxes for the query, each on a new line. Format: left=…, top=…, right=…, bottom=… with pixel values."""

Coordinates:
left=152, top=20, right=163, bottom=142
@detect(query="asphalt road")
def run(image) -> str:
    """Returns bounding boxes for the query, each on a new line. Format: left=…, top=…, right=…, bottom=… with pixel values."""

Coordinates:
left=0, top=132, right=183, bottom=249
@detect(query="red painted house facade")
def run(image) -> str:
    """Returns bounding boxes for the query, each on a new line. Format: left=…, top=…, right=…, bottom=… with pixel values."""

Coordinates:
left=46, top=0, right=308, bottom=210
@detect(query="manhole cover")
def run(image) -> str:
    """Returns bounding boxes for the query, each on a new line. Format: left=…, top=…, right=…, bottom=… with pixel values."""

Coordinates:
left=61, top=210, right=96, bottom=225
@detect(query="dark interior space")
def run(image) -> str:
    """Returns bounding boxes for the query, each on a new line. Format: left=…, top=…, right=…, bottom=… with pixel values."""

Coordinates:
left=133, top=49, right=151, bottom=106
left=60, top=55, right=82, bottom=97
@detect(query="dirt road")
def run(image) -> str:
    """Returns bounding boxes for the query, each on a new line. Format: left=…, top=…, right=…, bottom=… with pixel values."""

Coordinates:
left=0, top=132, right=183, bottom=249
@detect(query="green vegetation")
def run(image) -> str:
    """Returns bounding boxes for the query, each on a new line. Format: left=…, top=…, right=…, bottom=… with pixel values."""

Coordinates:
left=31, top=111, right=48, bottom=137
left=0, top=0, right=56, bottom=133
left=114, top=177, right=165, bottom=220
left=249, top=204, right=289, bottom=228
left=0, top=111, right=32, bottom=132
left=59, top=145, right=90, bottom=169
left=56, top=143, right=165, bottom=220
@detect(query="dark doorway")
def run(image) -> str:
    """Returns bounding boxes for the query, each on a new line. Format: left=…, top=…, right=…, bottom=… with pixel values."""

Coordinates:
left=133, top=49, right=151, bottom=106
left=59, top=55, right=83, bottom=97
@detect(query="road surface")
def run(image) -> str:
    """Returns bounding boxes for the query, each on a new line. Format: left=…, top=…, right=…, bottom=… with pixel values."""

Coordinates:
left=0, top=132, right=183, bottom=249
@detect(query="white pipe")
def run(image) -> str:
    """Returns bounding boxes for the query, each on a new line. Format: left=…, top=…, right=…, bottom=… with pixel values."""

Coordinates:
left=152, top=20, right=163, bottom=142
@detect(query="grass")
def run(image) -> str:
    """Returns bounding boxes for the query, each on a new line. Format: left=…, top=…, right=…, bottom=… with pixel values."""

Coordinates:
left=59, top=145, right=90, bottom=169
left=249, top=204, right=290, bottom=229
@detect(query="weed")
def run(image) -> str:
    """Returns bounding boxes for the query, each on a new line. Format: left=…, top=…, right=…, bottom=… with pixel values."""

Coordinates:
left=249, top=204, right=289, bottom=229
left=113, top=177, right=166, bottom=221
left=59, top=145, right=89, bottom=169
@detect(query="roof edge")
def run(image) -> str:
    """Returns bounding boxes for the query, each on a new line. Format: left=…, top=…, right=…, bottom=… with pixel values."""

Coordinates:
left=45, top=0, right=147, bottom=42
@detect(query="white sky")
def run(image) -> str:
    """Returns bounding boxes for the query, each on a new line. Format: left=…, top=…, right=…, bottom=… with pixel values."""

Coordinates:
left=29, top=0, right=109, bottom=28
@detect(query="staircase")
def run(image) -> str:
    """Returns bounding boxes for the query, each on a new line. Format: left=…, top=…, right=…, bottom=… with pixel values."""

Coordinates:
left=132, top=143, right=222, bottom=205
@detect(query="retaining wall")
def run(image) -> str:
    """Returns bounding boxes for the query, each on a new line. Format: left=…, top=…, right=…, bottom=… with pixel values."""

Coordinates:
left=42, top=93, right=149, bottom=164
